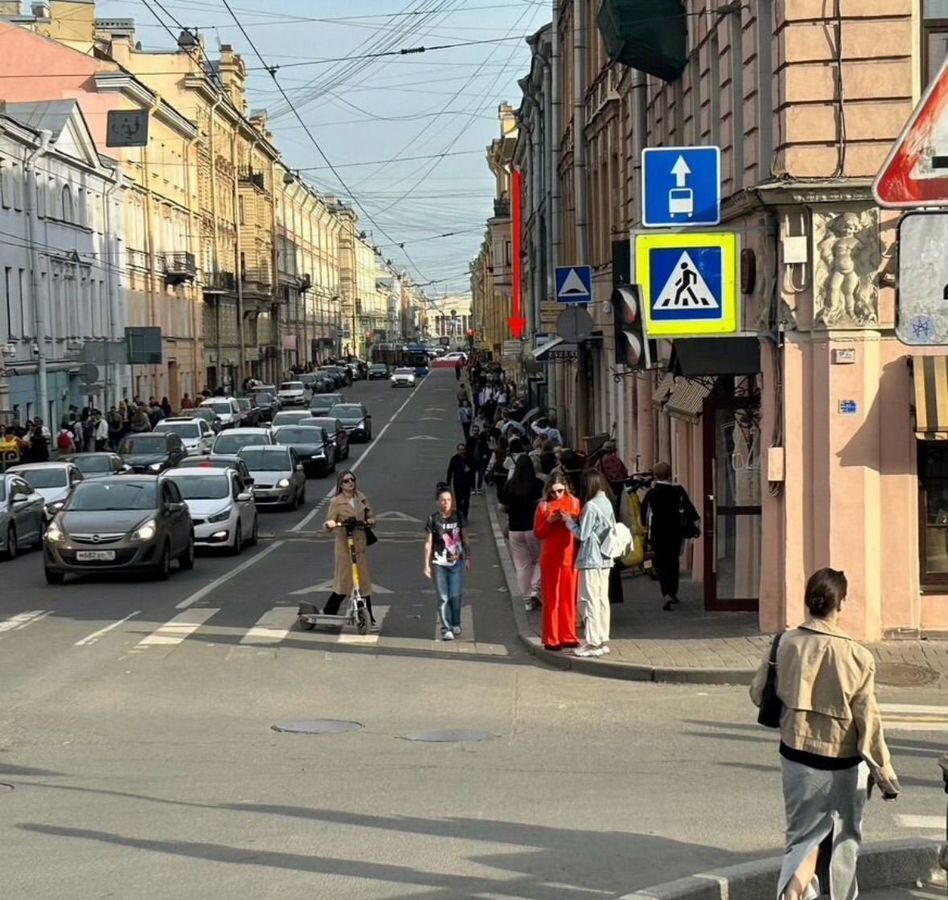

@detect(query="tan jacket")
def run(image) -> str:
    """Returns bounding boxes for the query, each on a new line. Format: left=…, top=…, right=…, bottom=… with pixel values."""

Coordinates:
left=325, top=491, right=373, bottom=595
left=750, top=617, right=899, bottom=792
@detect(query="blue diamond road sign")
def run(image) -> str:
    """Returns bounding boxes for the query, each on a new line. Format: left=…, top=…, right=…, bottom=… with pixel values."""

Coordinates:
left=642, top=146, right=721, bottom=228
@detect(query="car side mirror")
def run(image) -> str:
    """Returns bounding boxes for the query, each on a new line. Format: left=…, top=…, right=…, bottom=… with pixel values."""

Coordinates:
left=12, top=493, right=29, bottom=505
left=236, top=491, right=252, bottom=502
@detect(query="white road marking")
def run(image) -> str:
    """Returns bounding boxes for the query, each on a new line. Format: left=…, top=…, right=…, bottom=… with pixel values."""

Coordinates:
left=895, top=814, right=945, bottom=830
left=375, top=511, right=423, bottom=523
left=880, top=703, right=948, bottom=732
left=0, top=610, right=50, bottom=633
left=135, top=608, right=220, bottom=647
left=335, top=605, right=390, bottom=645
left=175, top=540, right=285, bottom=610
left=290, top=579, right=393, bottom=596
left=880, top=703, right=948, bottom=715
left=75, top=611, right=141, bottom=647
left=240, top=606, right=300, bottom=646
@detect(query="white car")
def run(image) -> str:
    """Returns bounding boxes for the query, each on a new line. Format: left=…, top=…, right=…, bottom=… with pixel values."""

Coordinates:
left=161, top=468, right=257, bottom=554
left=390, top=367, right=416, bottom=388
left=199, top=397, right=241, bottom=429
left=276, top=381, right=307, bottom=407
left=7, top=461, right=83, bottom=521
left=441, top=351, right=467, bottom=363
left=154, top=417, right=215, bottom=456
left=211, top=427, right=274, bottom=456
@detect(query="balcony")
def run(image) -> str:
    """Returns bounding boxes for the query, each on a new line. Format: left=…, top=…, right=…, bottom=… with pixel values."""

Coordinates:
left=203, top=270, right=236, bottom=294
left=240, top=267, right=272, bottom=297
left=238, top=168, right=266, bottom=191
left=493, top=198, right=511, bottom=218
left=597, top=0, right=687, bottom=83
left=162, top=252, right=197, bottom=285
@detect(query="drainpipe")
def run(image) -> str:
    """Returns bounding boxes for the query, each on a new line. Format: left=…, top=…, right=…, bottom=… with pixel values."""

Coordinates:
left=209, top=94, right=223, bottom=388
left=24, top=130, right=51, bottom=424
left=103, top=168, right=125, bottom=406
left=550, top=1, right=562, bottom=422
left=182, top=135, right=199, bottom=405
left=572, top=0, right=590, bottom=442
left=142, top=98, right=161, bottom=399
left=233, top=134, right=249, bottom=387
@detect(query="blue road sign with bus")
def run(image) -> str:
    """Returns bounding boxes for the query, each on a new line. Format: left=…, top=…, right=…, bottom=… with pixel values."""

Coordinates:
left=642, top=146, right=721, bottom=228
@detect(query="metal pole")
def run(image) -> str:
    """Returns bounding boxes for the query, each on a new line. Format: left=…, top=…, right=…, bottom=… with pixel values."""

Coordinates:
left=24, top=131, right=51, bottom=425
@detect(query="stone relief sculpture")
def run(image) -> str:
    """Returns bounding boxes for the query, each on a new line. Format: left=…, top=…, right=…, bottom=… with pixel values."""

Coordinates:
left=813, top=209, right=880, bottom=328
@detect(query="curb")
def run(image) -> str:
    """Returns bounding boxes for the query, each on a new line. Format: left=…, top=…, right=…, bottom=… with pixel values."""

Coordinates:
left=616, top=839, right=945, bottom=899
left=484, top=496, right=761, bottom=686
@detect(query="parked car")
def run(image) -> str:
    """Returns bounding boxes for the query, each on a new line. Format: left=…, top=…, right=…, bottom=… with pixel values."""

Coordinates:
left=300, top=416, right=350, bottom=460
left=312, top=372, right=336, bottom=393
left=174, top=407, right=223, bottom=434
left=174, top=454, right=254, bottom=486
left=43, top=476, right=195, bottom=583
left=272, top=425, right=335, bottom=477
left=66, top=452, right=130, bottom=480
left=390, top=367, right=416, bottom=389
left=161, top=468, right=257, bottom=555
left=368, top=363, right=390, bottom=380
left=276, top=381, right=307, bottom=407
left=237, top=445, right=306, bottom=510
left=328, top=403, right=372, bottom=442
left=154, top=417, right=215, bottom=456
left=346, top=361, right=364, bottom=381
left=235, top=397, right=261, bottom=428
left=0, top=472, right=45, bottom=560
left=199, top=397, right=241, bottom=429
left=211, top=427, right=274, bottom=456
left=319, top=365, right=351, bottom=388
left=118, top=432, right=188, bottom=474
left=309, top=392, right=345, bottom=416
left=8, top=461, right=84, bottom=522
left=271, top=410, right=314, bottom=430
left=249, top=390, right=280, bottom=423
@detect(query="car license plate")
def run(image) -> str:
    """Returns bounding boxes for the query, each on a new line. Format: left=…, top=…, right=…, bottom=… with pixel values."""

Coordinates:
left=76, top=550, right=116, bottom=561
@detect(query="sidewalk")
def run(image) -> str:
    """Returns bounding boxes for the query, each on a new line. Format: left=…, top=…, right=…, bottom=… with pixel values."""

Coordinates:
left=483, top=492, right=948, bottom=686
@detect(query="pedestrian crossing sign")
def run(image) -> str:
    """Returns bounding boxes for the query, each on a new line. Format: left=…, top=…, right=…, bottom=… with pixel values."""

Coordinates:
left=634, top=232, right=739, bottom=337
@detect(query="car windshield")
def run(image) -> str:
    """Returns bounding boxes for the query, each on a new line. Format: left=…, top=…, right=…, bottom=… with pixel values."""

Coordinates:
left=254, top=393, right=274, bottom=404
left=206, top=403, right=233, bottom=416
left=120, top=436, right=167, bottom=454
left=304, top=418, right=335, bottom=431
left=68, top=481, right=157, bottom=511
left=14, top=467, right=68, bottom=488
left=214, top=433, right=268, bottom=453
left=165, top=474, right=229, bottom=500
left=371, top=365, right=386, bottom=371
left=273, top=413, right=307, bottom=426
left=274, top=427, right=324, bottom=444
left=155, top=422, right=199, bottom=438
left=312, top=394, right=341, bottom=405
left=238, top=448, right=290, bottom=471
left=280, top=382, right=303, bottom=392
left=237, top=399, right=251, bottom=411
left=329, top=405, right=362, bottom=421
left=73, top=456, right=113, bottom=475
left=394, top=368, right=413, bottom=375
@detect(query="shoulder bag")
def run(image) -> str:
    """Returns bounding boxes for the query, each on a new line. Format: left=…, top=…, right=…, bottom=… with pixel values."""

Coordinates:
left=678, top=487, right=701, bottom=539
left=757, top=633, right=783, bottom=728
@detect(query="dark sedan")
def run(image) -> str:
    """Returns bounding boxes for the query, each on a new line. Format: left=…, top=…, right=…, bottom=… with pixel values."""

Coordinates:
left=118, top=433, right=188, bottom=474
left=310, top=392, right=345, bottom=416
left=299, top=416, right=350, bottom=460
left=368, top=363, right=390, bottom=379
left=175, top=454, right=254, bottom=487
left=65, top=452, right=130, bottom=480
left=174, top=407, right=224, bottom=434
left=249, top=390, right=280, bottom=423
left=43, top=477, right=195, bottom=583
left=272, top=425, right=335, bottom=477
left=236, top=397, right=261, bottom=428
left=328, top=403, right=372, bottom=442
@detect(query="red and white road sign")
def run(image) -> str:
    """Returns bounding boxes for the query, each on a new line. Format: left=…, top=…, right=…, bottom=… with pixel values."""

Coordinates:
left=874, top=58, right=948, bottom=208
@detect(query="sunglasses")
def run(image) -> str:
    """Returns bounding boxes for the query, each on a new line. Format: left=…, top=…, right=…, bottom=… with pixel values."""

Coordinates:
left=341, top=476, right=356, bottom=483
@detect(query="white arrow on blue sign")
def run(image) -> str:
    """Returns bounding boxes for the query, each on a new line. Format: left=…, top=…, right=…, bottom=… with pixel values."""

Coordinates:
left=555, top=265, right=592, bottom=304
left=642, top=146, right=721, bottom=228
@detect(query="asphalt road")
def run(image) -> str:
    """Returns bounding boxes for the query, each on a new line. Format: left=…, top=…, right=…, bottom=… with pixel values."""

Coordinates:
left=1, top=370, right=946, bottom=899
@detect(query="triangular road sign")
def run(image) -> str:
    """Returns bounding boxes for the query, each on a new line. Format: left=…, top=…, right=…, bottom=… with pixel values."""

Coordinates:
left=559, top=268, right=589, bottom=296
left=875, top=57, right=948, bottom=207
left=654, top=251, right=719, bottom=310
left=290, top=580, right=392, bottom=596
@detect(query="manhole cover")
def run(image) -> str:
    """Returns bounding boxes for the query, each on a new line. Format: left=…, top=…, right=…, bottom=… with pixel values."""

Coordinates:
left=402, top=730, right=493, bottom=743
left=875, top=663, right=939, bottom=687
left=0, top=783, right=14, bottom=793
left=271, top=720, right=362, bottom=735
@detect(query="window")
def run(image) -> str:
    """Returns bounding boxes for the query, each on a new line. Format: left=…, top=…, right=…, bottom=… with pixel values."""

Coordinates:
left=238, top=195, right=246, bottom=225
left=0, top=160, right=9, bottom=210
left=62, top=185, right=74, bottom=223
left=923, top=0, right=948, bottom=87
left=919, top=440, right=948, bottom=585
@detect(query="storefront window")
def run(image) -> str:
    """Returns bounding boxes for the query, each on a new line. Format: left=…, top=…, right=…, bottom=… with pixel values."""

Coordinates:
left=923, top=1, right=948, bottom=87
left=918, top=441, right=948, bottom=583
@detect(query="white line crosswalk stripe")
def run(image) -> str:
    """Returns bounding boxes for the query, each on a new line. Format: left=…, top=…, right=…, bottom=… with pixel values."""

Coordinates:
left=895, top=814, right=945, bottom=831
left=135, top=608, right=220, bottom=648
left=880, top=703, right=948, bottom=732
left=0, top=610, right=50, bottom=634
left=335, top=605, right=390, bottom=644
left=240, top=606, right=300, bottom=646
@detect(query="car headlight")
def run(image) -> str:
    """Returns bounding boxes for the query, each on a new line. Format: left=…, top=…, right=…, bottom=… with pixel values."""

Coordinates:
left=148, top=462, right=163, bottom=471
left=132, top=519, right=157, bottom=541
left=45, top=522, right=64, bottom=543
left=277, top=478, right=290, bottom=488
left=207, top=507, right=231, bottom=524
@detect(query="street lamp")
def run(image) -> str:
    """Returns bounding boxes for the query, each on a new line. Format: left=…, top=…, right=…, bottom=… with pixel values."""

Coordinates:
left=0, top=342, right=16, bottom=424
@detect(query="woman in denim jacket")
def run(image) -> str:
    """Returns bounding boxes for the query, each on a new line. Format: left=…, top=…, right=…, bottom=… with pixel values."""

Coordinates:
left=564, top=470, right=616, bottom=658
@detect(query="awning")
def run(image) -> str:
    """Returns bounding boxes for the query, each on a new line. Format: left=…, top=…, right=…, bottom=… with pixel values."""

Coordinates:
left=652, top=371, right=676, bottom=404
left=664, top=378, right=713, bottom=425
left=533, top=336, right=564, bottom=359
left=671, top=337, right=760, bottom=377
left=913, top=356, right=948, bottom=440
left=533, top=338, right=578, bottom=361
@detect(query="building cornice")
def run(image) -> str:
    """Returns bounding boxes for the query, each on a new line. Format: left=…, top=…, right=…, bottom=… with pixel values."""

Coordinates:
left=94, top=72, right=197, bottom=139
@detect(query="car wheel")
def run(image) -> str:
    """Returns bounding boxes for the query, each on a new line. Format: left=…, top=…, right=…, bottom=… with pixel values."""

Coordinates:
left=2, top=525, right=16, bottom=560
left=153, top=542, right=172, bottom=581
left=179, top=534, right=195, bottom=570
left=230, top=522, right=242, bottom=556
left=247, top=516, right=258, bottom=547
left=44, top=568, right=65, bottom=585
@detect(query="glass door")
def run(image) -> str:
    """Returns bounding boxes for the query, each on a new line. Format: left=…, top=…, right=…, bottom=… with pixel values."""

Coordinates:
left=702, top=400, right=761, bottom=611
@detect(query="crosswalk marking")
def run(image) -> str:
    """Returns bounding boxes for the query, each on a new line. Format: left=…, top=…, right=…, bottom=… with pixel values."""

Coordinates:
left=240, top=606, right=300, bottom=646
left=135, top=608, right=220, bottom=648
left=431, top=603, right=475, bottom=642
left=895, top=814, right=945, bottom=831
left=335, top=605, right=390, bottom=644
left=75, top=611, right=141, bottom=647
left=880, top=703, right=948, bottom=732
left=0, top=610, right=50, bottom=634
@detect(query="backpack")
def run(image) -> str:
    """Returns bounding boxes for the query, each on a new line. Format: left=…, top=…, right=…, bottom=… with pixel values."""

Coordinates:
left=600, top=520, right=633, bottom=559
left=57, top=430, right=74, bottom=451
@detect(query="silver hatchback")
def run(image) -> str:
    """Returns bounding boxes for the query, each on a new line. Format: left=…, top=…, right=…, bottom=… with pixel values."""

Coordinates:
left=237, top=445, right=306, bottom=510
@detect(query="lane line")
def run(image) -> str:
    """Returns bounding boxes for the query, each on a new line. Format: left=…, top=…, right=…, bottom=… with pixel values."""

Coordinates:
left=880, top=703, right=948, bottom=715
left=895, top=814, right=945, bottom=830
left=136, top=607, right=220, bottom=647
left=335, top=604, right=390, bottom=644
left=240, top=606, right=300, bottom=646
left=0, top=610, right=50, bottom=633
left=75, top=611, right=141, bottom=647
left=176, top=540, right=285, bottom=610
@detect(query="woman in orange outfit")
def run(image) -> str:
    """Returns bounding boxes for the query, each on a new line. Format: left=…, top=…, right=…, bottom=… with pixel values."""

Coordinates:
left=533, top=474, right=581, bottom=650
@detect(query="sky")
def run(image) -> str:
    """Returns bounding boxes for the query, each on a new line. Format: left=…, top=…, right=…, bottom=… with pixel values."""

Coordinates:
left=97, top=0, right=550, bottom=297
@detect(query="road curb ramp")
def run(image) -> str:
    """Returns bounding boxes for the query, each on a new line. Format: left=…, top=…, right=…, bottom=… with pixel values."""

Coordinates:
left=616, top=840, right=945, bottom=899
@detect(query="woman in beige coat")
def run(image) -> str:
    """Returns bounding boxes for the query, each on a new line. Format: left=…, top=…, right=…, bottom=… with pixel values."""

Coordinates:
left=321, top=469, right=377, bottom=626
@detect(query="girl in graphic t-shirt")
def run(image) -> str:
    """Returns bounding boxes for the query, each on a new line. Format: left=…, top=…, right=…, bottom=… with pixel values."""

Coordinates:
left=424, top=486, right=470, bottom=641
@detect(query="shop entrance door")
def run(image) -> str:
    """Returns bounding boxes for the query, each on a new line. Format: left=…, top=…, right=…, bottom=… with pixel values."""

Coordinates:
left=702, top=399, right=761, bottom=611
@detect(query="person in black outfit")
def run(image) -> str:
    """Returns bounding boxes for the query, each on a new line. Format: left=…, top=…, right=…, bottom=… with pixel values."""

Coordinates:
left=446, top=443, right=474, bottom=518
left=641, top=461, right=699, bottom=611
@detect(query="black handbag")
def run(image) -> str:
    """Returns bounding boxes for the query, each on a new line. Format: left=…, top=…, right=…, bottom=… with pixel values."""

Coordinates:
left=677, top=488, right=700, bottom=539
left=757, top=633, right=783, bottom=728
left=365, top=526, right=378, bottom=546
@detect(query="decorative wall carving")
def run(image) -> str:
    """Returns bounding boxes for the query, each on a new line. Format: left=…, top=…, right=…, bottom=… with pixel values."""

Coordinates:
left=813, top=208, right=880, bottom=329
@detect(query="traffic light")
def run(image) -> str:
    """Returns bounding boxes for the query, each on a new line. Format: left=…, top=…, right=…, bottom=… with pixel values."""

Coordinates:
left=612, top=284, right=654, bottom=369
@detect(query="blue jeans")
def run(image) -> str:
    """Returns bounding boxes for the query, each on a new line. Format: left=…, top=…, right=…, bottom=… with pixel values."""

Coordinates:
left=433, top=560, right=464, bottom=631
